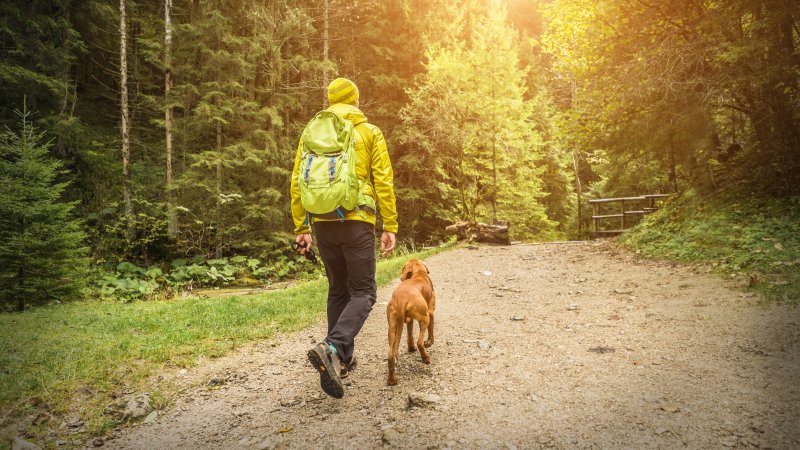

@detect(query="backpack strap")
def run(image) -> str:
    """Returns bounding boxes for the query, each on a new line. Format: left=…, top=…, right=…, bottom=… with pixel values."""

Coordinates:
left=303, top=154, right=314, bottom=182
left=328, top=156, right=336, bottom=182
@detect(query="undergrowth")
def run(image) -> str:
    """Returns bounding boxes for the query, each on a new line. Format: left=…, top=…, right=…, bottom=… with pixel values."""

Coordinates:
left=0, top=242, right=455, bottom=446
left=619, top=189, right=800, bottom=303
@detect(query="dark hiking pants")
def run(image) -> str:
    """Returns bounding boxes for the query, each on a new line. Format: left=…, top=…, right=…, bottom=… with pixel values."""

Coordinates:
left=313, top=220, right=377, bottom=363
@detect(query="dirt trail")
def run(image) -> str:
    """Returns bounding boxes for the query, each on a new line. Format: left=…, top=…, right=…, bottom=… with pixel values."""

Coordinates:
left=104, top=241, right=800, bottom=449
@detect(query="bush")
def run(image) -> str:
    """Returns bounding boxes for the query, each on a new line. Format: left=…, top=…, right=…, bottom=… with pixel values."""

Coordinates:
left=620, top=189, right=800, bottom=303
left=93, top=251, right=323, bottom=302
left=86, top=199, right=171, bottom=265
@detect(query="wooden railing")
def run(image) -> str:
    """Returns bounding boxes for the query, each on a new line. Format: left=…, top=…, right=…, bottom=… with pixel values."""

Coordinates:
left=589, top=194, right=672, bottom=238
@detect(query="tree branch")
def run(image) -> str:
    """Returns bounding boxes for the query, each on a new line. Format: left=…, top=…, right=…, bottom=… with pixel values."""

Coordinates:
left=719, top=103, right=754, bottom=115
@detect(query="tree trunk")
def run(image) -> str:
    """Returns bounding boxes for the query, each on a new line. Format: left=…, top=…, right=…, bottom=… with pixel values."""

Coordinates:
left=215, top=120, right=223, bottom=258
left=571, top=79, right=583, bottom=239
left=491, top=137, right=497, bottom=223
left=16, top=265, right=24, bottom=312
left=165, top=0, right=176, bottom=237
left=707, top=129, right=721, bottom=189
left=119, top=0, right=132, bottom=221
left=17, top=109, right=27, bottom=312
left=457, top=153, right=470, bottom=220
left=572, top=149, right=582, bottom=239
left=322, top=0, right=329, bottom=108
left=668, top=132, right=678, bottom=193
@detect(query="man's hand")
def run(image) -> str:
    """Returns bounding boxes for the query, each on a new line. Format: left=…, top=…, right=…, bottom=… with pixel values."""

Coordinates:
left=380, top=231, right=396, bottom=257
left=295, top=233, right=313, bottom=255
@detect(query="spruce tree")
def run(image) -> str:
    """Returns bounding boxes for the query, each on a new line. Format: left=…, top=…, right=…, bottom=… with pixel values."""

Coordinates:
left=400, top=2, right=558, bottom=240
left=0, top=105, right=88, bottom=311
left=167, top=0, right=323, bottom=257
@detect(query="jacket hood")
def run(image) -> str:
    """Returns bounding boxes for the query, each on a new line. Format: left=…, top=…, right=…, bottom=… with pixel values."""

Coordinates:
left=328, top=103, right=368, bottom=126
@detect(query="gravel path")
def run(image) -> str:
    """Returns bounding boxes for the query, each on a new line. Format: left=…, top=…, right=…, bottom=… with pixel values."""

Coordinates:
left=104, top=241, right=800, bottom=449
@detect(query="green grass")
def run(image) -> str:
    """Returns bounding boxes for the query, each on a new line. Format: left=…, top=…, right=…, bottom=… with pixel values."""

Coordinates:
left=619, top=189, right=800, bottom=303
left=0, top=243, right=454, bottom=441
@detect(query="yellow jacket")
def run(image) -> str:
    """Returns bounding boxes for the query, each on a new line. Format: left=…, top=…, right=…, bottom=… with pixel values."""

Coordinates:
left=291, top=103, right=398, bottom=234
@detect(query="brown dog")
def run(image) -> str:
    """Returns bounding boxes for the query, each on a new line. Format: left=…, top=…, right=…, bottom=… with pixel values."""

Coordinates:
left=386, top=259, right=436, bottom=385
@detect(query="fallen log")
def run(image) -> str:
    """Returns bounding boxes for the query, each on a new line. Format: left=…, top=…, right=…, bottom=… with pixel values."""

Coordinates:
left=445, top=220, right=510, bottom=245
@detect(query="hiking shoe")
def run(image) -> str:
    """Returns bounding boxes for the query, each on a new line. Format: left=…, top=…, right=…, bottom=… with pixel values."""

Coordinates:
left=307, top=342, right=344, bottom=399
left=341, top=354, right=357, bottom=379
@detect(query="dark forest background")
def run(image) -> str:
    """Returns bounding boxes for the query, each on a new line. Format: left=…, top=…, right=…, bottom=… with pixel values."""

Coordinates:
left=1, top=0, right=797, bottom=308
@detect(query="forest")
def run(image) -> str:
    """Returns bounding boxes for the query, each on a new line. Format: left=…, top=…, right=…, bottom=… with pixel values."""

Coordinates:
left=1, top=0, right=798, bottom=310
left=1, top=1, right=799, bottom=447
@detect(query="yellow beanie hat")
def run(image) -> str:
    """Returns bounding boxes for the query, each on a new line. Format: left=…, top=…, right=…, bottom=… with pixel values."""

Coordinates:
left=327, top=78, right=359, bottom=106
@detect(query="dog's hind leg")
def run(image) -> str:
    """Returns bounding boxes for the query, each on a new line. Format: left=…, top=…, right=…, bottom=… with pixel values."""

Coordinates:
left=424, top=290, right=436, bottom=348
left=387, top=305, right=400, bottom=386
left=406, top=320, right=416, bottom=353
left=417, top=316, right=431, bottom=364
left=424, top=311, right=434, bottom=348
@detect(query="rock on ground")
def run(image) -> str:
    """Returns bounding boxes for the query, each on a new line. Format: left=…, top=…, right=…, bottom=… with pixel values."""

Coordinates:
left=11, top=437, right=41, bottom=450
left=103, top=393, right=153, bottom=423
left=407, top=392, right=441, bottom=408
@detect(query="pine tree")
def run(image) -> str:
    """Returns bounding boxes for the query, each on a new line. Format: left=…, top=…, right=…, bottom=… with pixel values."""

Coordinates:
left=0, top=1, right=85, bottom=135
left=0, top=104, right=88, bottom=311
left=167, top=0, right=323, bottom=257
left=400, top=2, right=557, bottom=240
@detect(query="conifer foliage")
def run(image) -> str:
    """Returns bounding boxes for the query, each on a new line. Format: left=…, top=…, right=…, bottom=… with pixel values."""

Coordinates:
left=0, top=0, right=794, bottom=307
left=399, top=2, right=558, bottom=240
left=0, top=106, right=88, bottom=311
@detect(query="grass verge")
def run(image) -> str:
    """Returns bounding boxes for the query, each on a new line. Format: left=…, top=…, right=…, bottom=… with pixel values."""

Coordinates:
left=0, top=242, right=454, bottom=444
left=619, top=189, right=799, bottom=303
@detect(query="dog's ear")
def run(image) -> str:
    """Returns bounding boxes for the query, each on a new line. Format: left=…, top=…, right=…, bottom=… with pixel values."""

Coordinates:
left=422, top=262, right=430, bottom=274
left=400, top=263, right=412, bottom=281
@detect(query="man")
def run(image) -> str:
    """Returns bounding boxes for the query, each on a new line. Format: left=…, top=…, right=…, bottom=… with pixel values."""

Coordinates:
left=290, top=77, right=398, bottom=398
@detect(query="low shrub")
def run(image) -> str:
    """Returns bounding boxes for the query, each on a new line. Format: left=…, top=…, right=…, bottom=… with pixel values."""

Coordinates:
left=93, top=253, right=321, bottom=302
left=620, top=189, right=800, bottom=303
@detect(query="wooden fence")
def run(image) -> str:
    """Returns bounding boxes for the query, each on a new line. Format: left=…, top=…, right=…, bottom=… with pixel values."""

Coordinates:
left=589, top=194, right=672, bottom=238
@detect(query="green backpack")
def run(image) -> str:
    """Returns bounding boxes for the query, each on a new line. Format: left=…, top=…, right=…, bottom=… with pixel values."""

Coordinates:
left=297, top=110, right=363, bottom=221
